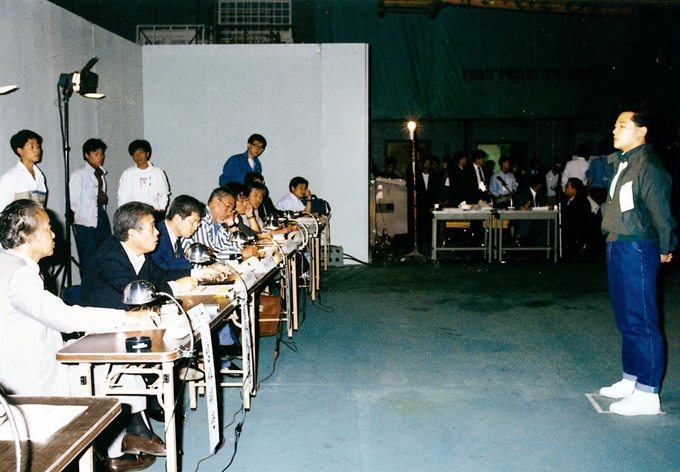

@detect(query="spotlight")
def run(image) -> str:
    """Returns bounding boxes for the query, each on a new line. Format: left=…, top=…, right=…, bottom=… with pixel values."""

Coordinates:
left=58, top=57, right=105, bottom=99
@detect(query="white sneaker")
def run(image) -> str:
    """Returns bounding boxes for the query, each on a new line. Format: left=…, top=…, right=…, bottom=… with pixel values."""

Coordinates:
left=609, top=390, right=660, bottom=416
left=599, top=378, right=636, bottom=399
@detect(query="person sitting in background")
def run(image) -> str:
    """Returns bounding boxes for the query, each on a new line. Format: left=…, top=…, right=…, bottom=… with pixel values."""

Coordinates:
left=70, top=138, right=111, bottom=274
left=244, top=171, right=279, bottom=220
left=560, top=178, right=592, bottom=258
left=545, top=158, right=564, bottom=207
left=117, top=139, right=170, bottom=214
left=378, top=156, right=402, bottom=179
left=489, top=155, right=518, bottom=209
left=516, top=174, right=548, bottom=247
left=223, top=182, right=261, bottom=237
left=0, top=130, right=47, bottom=211
left=0, top=199, right=162, bottom=472
left=276, top=176, right=313, bottom=213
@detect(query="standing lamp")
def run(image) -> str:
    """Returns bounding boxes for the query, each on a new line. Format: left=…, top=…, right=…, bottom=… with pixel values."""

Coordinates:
left=56, top=57, right=105, bottom=289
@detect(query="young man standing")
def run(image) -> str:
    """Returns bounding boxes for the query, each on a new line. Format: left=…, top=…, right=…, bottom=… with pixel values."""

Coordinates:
left=118, top=139, right=170, bottom=213
left=0, top=130, right=47, bottom=211
left=70, top=138, right=111, bottom=272
left=599, top=110, right=677, bottom=416
left=219, top=133, right=267, bottom=186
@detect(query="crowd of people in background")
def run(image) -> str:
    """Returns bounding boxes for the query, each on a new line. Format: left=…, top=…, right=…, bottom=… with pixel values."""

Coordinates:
left=373, top=141, right=616, bottom=257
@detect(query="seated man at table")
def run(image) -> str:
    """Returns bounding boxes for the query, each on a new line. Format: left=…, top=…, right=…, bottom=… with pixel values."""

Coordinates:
left=224, top=182, right=261, bottom=237
left=561, top=177, right=593, bottom=258
left=516, top=174, right=548, bottom=247
left=0, top=199, right=162, bottom=472
left=153, top=194, right=229, bottom=281
left=80, top=201, right=197, bottom=310
left=244, top=171, right=280, bottom=221
left=489, top=155, right=518, bottom=209
left=190, top=187, right=259, bottom=260
left=276, top=176, right=313, bottom=213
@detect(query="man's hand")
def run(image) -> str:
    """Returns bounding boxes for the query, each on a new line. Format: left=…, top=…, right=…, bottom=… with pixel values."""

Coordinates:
left=124, top=309, right=161, bottom=328
left=241, top=245, right=259, bottom=260
left=661, top=253, right=673, bottom=263
left=175, top=276, right=198, bottom=292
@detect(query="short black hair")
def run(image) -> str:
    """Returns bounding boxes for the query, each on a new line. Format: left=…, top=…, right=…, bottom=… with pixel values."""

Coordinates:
left=528, top=174, right=544, bottom=189
left=566, top=177, right=585, bottom=194
left=248, top=134, right=267, bottom=149
left=498, top=155, right=511, bottom=166
left=629, top=109, right=652, bottom=129
left=113, top=202, right=155, bottom=242
left=223, top=182, right=247, bottom=200
left=82, top=138, right=107, bottom=160
left=10, top=130, right=42, bottom=157
left=244, top=172, right=264, bottom=186
left=471, top=149, right=487, bottom=162
left=0, top=199, right=44, bottom=249
left=247, top=181, right=267, bottom=196
left=167, top=195, right=205, bottom=220
left=453, top=151, right=467, bottom=162
left=289, top=176, right=308, bottom=191
left=208, top=187, right=231, bottom=204
left=128, top=139, right=152, bottom=157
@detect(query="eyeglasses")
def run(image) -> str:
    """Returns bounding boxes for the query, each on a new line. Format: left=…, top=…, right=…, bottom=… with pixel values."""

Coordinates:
left=250, top=142, right=265, bottom=151
left=217, top=198, right=234, bottom=212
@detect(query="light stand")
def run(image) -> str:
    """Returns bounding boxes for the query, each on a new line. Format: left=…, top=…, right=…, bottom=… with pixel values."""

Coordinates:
left=401, top=120, right=430, bottom=262
left=56, top=57, right=105, bottom=289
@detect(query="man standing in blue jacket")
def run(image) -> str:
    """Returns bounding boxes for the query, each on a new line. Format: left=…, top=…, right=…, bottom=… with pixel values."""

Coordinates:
left=219, top=134, right=267, bottom=186
left=598, top=109, right=677, bottom=416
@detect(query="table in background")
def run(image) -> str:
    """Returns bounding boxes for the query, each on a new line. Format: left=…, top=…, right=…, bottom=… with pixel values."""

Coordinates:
left=430, top=209, right=494, bottom=262
left=0, top=396, right=120, bottom=472
left=495, top=209, right=559, bottom=262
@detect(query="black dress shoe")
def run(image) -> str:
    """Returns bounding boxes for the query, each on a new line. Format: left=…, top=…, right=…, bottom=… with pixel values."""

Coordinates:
left=107, top=454, right=156, bottom=472
left=215, top=343, right=243, bottom=357
left=121, top=433, right=167, bottom=456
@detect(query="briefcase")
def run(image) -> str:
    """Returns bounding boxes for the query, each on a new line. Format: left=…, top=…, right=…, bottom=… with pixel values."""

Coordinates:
left=259, top=294, right=282, bottom=337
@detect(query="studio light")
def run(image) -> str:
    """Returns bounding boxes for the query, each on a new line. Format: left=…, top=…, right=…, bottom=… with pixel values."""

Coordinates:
left=58, top=57, right=105, bottom=99
left=407, top=120, right=417, bottom=140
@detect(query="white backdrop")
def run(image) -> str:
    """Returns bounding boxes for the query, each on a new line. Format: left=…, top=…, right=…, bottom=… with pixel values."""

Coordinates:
left=142, top=43, right=369, bottom=262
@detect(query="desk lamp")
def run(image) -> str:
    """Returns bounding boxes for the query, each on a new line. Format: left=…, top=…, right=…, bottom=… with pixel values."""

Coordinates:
left=122, top=281, right=195, bottom=358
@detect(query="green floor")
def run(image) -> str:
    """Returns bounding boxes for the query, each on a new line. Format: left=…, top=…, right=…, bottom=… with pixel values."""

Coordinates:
left=150, top=256, right=680, bottom=471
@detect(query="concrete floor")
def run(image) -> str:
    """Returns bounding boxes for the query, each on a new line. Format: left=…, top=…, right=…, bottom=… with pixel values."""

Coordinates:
left=148, top=255, right=680, bottom=472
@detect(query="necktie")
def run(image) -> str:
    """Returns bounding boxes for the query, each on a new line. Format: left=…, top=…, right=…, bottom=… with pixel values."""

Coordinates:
left=174, top=238, right=183, bottom=259
left=94, top=167, right=108, bottom=205
left=477, top=166, right=485, bottom=184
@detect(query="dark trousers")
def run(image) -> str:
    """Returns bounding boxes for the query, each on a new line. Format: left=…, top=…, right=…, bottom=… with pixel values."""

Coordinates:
left=74, top=205, right=111, bottom=274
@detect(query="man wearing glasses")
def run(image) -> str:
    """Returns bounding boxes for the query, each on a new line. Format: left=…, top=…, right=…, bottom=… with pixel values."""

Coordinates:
left=219, top=133, right=267, bottom=186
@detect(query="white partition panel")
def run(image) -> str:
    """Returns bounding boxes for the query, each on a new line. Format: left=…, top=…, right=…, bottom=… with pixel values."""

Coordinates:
left=143, top=44, right=368, bottom=262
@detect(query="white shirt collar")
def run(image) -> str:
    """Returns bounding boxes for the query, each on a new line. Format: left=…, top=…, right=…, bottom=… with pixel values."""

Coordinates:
left=120, top=241, right=146, bottom=274
left=6, top=248, right=40, bottom=273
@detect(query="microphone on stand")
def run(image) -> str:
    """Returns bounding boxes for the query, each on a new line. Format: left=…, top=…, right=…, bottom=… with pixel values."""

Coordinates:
left=496, top=176, right=514, bottom=209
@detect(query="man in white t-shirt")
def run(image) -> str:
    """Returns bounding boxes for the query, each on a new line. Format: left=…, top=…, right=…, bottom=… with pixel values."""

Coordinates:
left=117, top=139, right=170, bottom=213
left=276, top=176, right=313, bottom=213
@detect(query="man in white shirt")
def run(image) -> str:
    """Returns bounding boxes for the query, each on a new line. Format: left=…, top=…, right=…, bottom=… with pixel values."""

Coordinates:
left=276, top=176, right=313, bottom=213
left=562, top=144, right=592, bottom=189
left=70, top=138, right=111, bottom=273
left=118, top=139, right=170, bottom=213
left=0, top=130, right=47, bottom=211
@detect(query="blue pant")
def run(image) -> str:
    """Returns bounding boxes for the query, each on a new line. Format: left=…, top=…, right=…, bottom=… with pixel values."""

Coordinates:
left=74, top=205, right=111, bottom=274
left=606, top=240, right=664, bottom=392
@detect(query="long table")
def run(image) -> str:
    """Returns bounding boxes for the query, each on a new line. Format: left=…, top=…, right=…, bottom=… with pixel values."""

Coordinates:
left=430, top=208, right=559, bottom=263
left=56, top=246, right=284, bottom=472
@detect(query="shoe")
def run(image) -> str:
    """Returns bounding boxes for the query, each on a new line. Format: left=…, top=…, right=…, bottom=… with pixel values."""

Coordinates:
left=121, top=433, right=167, bottom=457
left=107, top=454, right=156, bottom=472
left=609, top=390, right=661, bottom=416
left=599, top=378, right=636, bottom=399
left=220, top=360, right=242, bottom=377
left=215, top=343, right=242, bottom=358
left=178, top=366, right=204, bottom=381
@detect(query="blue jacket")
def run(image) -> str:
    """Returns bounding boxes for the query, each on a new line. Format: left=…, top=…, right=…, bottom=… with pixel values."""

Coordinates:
left=151, top=220, right=192, bottom=281
left=219, top=150, right=262, bottom=186
left=80, top=237, right=174, bottom=310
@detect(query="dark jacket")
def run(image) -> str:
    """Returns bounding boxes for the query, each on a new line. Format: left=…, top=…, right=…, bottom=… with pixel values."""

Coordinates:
left=601, top=144, right=677, bottom=255
left=151, top=220, right=192, bottom=281
left=80, top=237, right=174, bottom=310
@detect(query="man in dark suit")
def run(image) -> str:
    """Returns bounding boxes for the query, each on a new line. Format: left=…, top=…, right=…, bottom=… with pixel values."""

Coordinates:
left=461, top=149, right=492, bottom=205
left=80, top=201, right=197, bottom=310
left=153, top=195, right=228, bottom=281
left=516, top=174, right=548, bottom=247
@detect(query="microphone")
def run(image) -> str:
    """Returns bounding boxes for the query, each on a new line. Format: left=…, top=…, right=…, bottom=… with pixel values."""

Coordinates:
left=496, top=176, right=511, bottom=192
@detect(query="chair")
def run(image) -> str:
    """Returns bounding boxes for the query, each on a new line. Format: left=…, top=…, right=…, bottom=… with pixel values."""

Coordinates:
left=59, top=285, right=81, bottom=306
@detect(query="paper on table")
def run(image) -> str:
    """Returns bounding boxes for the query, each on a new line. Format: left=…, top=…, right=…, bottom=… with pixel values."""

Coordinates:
left=0, top=404, right=87, bottom=442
